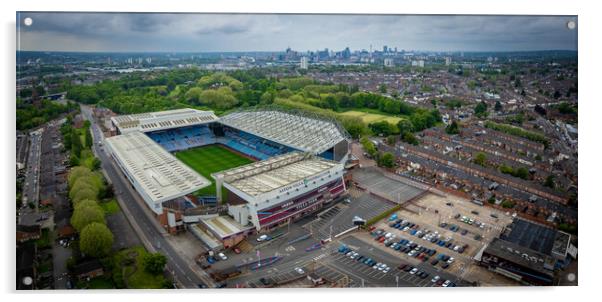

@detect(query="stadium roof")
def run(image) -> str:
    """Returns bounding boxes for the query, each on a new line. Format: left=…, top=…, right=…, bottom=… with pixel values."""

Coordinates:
left=105, top=131, right=211, bottom=204
left=219, top=110, right=348, bottom=154
left=111, top=108, right=219, bottom=133
left=213, top=152, right=341, bottom=197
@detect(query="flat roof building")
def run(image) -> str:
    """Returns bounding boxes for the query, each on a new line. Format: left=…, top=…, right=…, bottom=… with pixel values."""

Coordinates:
left=481, top=237, right=556, bottom=286
left=105, top=131, right=211, bottom=214
left=111, top=108, right=219, bottom=134
left=213, top=152, right=346, bottom=231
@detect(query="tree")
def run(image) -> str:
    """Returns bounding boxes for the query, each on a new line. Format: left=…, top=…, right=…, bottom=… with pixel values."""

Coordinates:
left=368, top=121, right=395, bottom=136
left=473, top=152, right=487, bottom=167
left=445, top=121, right=460, bottom=135
left=360, top=137, right=377, bottom=158
left=69, top=180, right=99, bottom=201
left=379, top=84, right=387, bottom=94
left=85, top=127, right=93, bottom=148
left=396, top=119, right=413, bottom=134
left=474, top=102, right=488, bottom=118
left=143, top=253, right=167, bottom=275
left=72, top=187, right=99, bottom=204
left=378, top=152, right=395, bottom=168
left=401, top=131, right=419, bottom=145
left=544, top=175, right=556, bottom=189
left=71, top=203, right=105, bottom=232
left=68, top=166, right=93, bottom=187
left=79, top=223, right=113, bottom=258
left=494, top=101, right=502, bottom=112
left=386, top=135, right=396, bottom=146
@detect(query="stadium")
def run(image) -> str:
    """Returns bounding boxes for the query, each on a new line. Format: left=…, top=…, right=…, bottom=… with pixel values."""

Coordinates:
left=105, top=108, right=350, bottom=248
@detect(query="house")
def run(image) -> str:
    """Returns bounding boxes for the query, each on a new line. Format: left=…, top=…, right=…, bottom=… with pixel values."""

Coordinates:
left=16, top=224, right=41, bottom=243
left=73, top=259, right=104, bottom=280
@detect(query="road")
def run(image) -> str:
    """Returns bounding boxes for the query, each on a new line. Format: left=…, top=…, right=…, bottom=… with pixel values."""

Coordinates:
left=21, top=128, right=43, bottom=212
left=80, top=105, right=213, bottom=289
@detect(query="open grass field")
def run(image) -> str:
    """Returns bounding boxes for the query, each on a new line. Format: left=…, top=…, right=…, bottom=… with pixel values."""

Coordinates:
left=175, top=144, right=254, bottom=196
left=340, top=110, right=403, bottom=125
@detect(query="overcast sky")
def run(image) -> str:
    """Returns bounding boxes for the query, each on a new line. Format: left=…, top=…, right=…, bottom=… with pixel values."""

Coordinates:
left=16, top=13, right=578, bottom=52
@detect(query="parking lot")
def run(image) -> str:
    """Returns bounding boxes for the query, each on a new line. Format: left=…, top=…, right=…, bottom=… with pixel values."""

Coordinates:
left=304, top=188, right=395, bottom=239
left=368, top=192, right=513, bottom=282
left=353, top=167, right=425, bottom=203
left=327, top=236, right=468, bottom=287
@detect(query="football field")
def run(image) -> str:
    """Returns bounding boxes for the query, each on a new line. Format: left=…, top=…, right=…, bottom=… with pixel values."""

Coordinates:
left=175, top=145, right=254, bottom=197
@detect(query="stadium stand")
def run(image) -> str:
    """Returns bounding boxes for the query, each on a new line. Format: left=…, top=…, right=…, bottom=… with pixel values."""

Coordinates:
left=147, top=125, right=216, bottom=152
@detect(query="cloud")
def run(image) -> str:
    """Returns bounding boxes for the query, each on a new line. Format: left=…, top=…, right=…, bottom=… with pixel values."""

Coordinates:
left=16, top=13, right=577, bottom=52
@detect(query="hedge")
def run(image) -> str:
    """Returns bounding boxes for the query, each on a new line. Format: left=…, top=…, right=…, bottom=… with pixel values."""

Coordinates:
left=365, top=204, right=402, bottom=227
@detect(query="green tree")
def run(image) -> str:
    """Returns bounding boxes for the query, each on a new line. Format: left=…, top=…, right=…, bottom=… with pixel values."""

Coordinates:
left=544, top=175, right=556, bottom=189
left=143, top=253, right=168, bottom=275
left=396, top=119, right=413, bottom=134
left=473, top=152, right=487, bottom=167
left=71, top=203, right=105, bottom=232
left=79, top=223, right=113, bottom=258
left=360, top=137, right=377, bottom=157
left=386, top=135, right=397, bottom=146
left=379, top=84, right=387, bottom=94
left=401, top=131, right=419, bottom=145
left=378, top=152, right=395, bottom=168
left=494, top=101, right=502, bottom=111
left=72, top=188, right=99, bottom=204
left=85, top=127, right=93, bottom=148
left=474, top=102, right=488, bottom=118
left=445, top=121, right=460, bottom=135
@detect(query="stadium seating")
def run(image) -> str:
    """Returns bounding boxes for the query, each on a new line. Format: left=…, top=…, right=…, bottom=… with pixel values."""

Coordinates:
left=222, top=128, right=291, bottom=160
left=147, top=125, right=216, bottom=152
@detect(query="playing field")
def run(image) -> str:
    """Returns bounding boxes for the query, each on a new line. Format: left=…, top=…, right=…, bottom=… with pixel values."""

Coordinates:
left=339, top=110, right=403, bottom=125
left=175, top=145, right=254, bottom=197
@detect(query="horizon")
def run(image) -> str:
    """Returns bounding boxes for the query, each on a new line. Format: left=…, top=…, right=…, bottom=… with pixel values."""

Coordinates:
left=16, top=13, right=578, bottom=53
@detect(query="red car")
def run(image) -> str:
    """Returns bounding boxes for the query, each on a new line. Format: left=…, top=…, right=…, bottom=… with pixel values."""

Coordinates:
left=378, top=237, right=386, bottom=243
left=369, top=226, right=376, bottom=232
left=233, top=248, right=241, bottom=254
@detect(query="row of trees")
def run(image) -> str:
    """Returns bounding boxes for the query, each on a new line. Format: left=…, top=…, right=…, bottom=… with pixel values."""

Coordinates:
left=484, top=121, right=550, bottom=148
left=68, top=166, right=113, bottom=258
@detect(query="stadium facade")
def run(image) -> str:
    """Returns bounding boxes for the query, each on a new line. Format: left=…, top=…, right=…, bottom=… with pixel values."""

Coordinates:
left=106, top=108, right=350, bottom=240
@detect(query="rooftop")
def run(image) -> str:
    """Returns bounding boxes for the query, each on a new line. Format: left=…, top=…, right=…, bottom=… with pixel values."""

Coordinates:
left=219, top=110, right=348, bottom=154
left=500, top=218, right=557, bottom=255
left=485, top=237, right=555, bottom=276
left=213, top=152, right=341, bottom=197
left=111, top=108, right=219, bottom=133
left=105, top=131, right=211, bottom=204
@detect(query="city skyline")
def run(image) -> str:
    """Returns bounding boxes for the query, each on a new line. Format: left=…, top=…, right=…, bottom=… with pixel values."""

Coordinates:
left=17, top=13, right=578, bottom=53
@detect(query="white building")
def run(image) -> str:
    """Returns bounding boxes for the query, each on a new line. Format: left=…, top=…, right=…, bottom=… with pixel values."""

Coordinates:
left=445, top=57, right=452, bottom=66
left=300, top=56, right=309, bottom=69
left=384, top=58, right=395, bottom=67
left=213, top=152, right=346, bottom=231
left=104, top=131, right=211, bottom=215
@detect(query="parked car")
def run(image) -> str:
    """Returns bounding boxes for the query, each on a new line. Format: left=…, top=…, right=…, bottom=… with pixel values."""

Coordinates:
left=257, top=234, right=270, bottom=242
left=294, top=267, right=305, bottom=274
left=410, top=268, right=419, bottom=275
left=431, top=275, right=441, bottom=283
left=233, top=248, right=241, bottom=254
left=218, top=252, right=228, bottom=261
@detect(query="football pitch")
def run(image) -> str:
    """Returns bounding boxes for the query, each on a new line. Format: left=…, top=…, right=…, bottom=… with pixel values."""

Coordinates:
left=175, top=145, right=254, bottom=197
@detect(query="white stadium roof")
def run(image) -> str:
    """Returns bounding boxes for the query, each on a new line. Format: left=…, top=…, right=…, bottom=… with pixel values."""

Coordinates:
left=213, top=152, right=341, bottom=197
left=105, top=131, right=211, bottom=205
left=219, top=110, right=347, bottom=154
left=111, top=108, right=219, bottom=133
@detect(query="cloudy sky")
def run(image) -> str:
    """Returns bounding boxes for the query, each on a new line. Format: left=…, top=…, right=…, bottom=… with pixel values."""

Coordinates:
left=16, top=13, right=578, bottom=52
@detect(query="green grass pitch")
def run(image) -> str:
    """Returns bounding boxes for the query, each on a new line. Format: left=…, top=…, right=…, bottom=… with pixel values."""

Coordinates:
left=175, top=144, right=254, bottom=197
